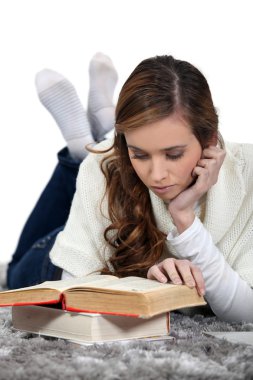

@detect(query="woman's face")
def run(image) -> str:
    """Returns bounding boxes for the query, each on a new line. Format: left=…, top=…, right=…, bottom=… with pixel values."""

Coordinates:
left=125, top=114, right=203, bottom=203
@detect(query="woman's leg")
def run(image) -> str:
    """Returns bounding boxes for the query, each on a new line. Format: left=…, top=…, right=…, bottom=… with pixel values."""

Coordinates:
left=7, top=148, right=80, bottom=288
left=8, top=227, right=63, bottom=289
left=7, top=52, right=117, bottom=288
left=7, top=66, right=94, bottom=288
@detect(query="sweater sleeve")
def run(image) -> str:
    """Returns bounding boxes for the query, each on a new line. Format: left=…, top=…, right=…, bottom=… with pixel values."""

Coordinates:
left=167, top=217, right=253, bottom=322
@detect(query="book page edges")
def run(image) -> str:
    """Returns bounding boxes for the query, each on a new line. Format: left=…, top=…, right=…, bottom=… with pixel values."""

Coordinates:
left=0, top=287, right=62, bottom=307
left=12, top=306, right=171, bottom=342
left=64, top=286, right=206, bottom=317
left=1, top=299, right=62, bottom=307
left=65, top=306, right=140, bottom=317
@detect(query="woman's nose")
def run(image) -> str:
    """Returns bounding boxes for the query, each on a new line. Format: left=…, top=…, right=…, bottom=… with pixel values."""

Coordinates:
left=150, top=159, right=168, bottom=182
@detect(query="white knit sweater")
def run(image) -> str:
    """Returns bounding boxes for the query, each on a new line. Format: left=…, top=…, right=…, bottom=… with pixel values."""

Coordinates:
left=50, top=140, right=253, bottom=288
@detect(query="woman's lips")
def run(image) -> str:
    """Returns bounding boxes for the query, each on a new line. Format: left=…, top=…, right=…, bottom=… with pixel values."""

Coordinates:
left=151, top=185, right=175, bottom=194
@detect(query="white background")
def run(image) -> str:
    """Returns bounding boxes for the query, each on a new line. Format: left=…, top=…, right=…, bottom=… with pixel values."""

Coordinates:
left=1, top=0, right=253, bottom=263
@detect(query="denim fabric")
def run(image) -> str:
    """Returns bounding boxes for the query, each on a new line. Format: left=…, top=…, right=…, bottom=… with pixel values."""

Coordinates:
left=7, top=147, right=80, bottom=289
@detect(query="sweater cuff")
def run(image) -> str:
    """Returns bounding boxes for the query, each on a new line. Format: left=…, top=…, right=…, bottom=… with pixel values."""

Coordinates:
left=61, top=269, right=75, bottom=280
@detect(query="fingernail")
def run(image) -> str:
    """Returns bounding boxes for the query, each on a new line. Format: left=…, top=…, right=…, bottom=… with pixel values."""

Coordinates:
left=160, top=276, right=167, bottom=283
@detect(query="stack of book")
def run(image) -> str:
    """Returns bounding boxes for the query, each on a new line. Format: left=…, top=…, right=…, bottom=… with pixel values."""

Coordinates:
left=0, top=274, right=206, bottom=344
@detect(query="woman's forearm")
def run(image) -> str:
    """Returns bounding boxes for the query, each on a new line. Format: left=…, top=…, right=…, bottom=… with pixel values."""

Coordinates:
left=167, top=217, right=253, bottom=322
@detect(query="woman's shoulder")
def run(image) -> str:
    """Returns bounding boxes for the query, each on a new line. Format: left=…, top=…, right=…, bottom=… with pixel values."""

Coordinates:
left=73, top=139, right=114, bottom=204
left=225, top=141, right=253, bottom=163
left=225, top=141, right=253, bottom=189
left=79, top=138, right=114, bottom=171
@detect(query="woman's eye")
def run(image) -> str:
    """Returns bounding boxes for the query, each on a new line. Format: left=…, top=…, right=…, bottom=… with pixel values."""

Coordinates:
left=166, top=153, right=184, bottom=160
left=130, top=154, right=148, bottom=160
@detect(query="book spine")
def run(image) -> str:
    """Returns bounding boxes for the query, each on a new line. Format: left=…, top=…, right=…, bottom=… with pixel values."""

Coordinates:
left=61, top=294, right=66, bottom=310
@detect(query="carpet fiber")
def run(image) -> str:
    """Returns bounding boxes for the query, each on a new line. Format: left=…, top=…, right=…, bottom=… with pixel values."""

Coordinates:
left=1, top=305, right=253, bottom=380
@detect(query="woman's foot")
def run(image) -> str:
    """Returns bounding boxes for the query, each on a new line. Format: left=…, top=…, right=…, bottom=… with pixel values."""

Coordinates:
left=88, top=52, right=118, bottom=142
left=36, top=69, right=94, bottom=161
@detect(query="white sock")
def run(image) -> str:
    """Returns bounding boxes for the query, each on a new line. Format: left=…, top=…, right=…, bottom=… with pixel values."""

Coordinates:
left=0, top=262, right=7, bottom=287
left=35, top=69, right=94, bottom=161
left=88, top=52, right=118, bottom=142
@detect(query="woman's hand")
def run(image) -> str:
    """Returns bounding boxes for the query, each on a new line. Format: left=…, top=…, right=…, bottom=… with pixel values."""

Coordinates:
left=169, top=146, right=226, bottom=233
left=147, top=258, right=205, bottom=296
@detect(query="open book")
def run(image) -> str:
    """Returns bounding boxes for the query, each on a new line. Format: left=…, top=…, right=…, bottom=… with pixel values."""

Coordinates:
left=12, top=305, right=172, bottom=343
left=0, top=274, right=206, bottom=318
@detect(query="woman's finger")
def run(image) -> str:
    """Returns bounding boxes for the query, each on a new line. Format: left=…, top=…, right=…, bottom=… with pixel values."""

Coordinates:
left=202, top=146, right=226, bottom=163
left=147, top=264, right=168, bottom=283
left=161, top=259, right=183, bottom=285
left=174, top=260, right=196, bottom=288
left=147, top=259, right=206, bottom=297
left=197, top=158, right=216, bottom=168
left=190, top=265, right=205, bottom=296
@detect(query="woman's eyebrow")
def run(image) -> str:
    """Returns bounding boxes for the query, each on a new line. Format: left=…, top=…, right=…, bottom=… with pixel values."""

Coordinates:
left=127, top=145, right=145, bottom=151
left=127, top=144, right=187, bottom=152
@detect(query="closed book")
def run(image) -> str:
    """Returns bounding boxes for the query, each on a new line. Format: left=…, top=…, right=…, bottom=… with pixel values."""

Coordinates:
left=12, top=305, right=171, bottom=343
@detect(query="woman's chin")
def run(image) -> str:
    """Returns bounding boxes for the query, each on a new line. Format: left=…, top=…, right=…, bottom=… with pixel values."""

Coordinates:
left=153, top=189, right=181, bottom=203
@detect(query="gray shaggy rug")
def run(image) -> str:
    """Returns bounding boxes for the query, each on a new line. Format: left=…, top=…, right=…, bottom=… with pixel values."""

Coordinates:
left=1, top=304, right=253, bottom=380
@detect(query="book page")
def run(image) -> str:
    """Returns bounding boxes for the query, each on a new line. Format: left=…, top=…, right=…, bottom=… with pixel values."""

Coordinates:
left=0, top=275, right=118, bottom=295
left=42, top=275, right=120, bottom=292
left=69, top=276, right=178, bottom=293
left=97, top=277, right=178, bottom=292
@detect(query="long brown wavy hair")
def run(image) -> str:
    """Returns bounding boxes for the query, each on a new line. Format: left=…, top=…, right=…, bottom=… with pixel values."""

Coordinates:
left=98, top=55, right=222, bottom=278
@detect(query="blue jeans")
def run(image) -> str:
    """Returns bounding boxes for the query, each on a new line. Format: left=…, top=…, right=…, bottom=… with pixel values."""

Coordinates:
left=7, top=147, right=80, bottom=289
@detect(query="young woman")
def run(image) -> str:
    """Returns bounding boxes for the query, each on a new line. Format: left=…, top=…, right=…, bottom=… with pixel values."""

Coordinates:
left=7, top=54, right=253, bottom=322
